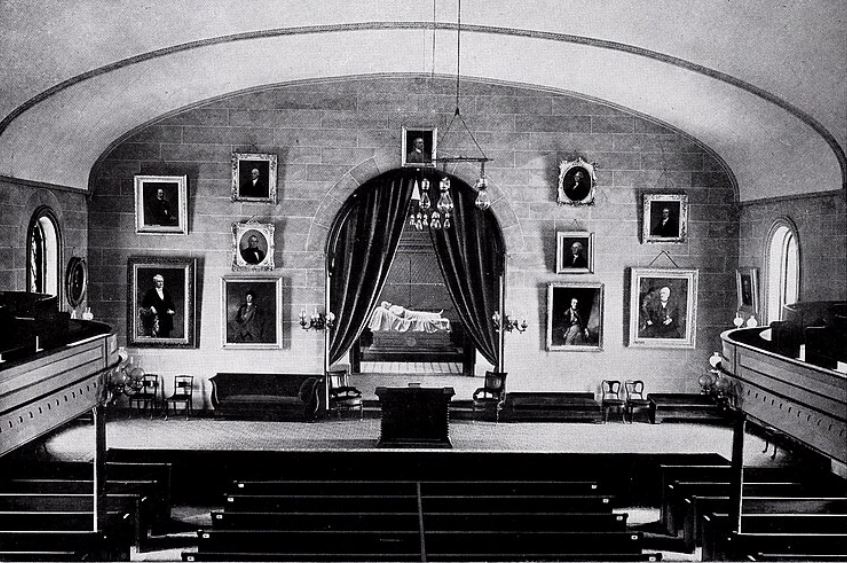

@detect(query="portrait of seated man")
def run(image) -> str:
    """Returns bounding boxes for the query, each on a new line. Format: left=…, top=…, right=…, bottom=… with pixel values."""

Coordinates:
left=640, top=285, right=682, bottom=338
left=144, top=185, right=178, bottom=226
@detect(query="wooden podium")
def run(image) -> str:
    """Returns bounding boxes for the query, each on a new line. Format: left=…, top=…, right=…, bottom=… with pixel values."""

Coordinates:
left=375, top=386, right=454, bottom=448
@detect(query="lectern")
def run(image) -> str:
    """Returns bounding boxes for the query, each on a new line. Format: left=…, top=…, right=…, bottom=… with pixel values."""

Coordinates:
left=375, top=386, right=454, bottom=448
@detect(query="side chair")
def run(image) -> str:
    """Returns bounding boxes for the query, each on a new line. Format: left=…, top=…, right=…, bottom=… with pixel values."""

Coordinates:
left=624, top=380, right=651, bottom=423
left=600, top=380, right=625, bottom=423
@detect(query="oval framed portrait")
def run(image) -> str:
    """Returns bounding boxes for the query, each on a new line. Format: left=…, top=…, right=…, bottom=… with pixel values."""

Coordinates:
left=65, top=257, right=88, bottom=308
left=557, top=157, right=597, bottom=205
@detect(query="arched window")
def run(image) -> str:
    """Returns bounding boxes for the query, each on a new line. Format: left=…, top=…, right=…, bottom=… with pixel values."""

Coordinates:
left=764, top=218, right=800, bottom=323
left=26, top=207, right=62, bottom=298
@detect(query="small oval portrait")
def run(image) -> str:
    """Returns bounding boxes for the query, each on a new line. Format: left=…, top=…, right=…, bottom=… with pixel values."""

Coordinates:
left=557, top=158, right=596, bottom=205
left=239, top=230, right=268, bottom=265
left=232, top=222, right=275, bottom=271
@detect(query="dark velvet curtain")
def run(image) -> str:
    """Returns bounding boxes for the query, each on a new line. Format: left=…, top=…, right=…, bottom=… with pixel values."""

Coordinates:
left=327, top=170, right=414, bottom=365
left=429, top=180, right=504, bottom=366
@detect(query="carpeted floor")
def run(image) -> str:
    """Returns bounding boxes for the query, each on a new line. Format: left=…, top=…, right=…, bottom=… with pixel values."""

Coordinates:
left=43, top=417, right=790, bottom=467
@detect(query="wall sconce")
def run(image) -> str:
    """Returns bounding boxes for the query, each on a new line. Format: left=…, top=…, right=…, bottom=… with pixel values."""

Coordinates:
left=492, top=311, right=527, bottom=333
left=299, top=308, right=335, bottom=331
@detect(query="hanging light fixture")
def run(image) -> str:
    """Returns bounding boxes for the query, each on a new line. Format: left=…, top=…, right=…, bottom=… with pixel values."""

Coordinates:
left=430, top=0, right=492, bottom=219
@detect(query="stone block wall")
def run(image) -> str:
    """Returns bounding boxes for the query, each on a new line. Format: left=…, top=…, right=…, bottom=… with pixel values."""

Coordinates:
left=87, top=76, right=738, bottom=400
left=0, top=178, right=88, bottom=313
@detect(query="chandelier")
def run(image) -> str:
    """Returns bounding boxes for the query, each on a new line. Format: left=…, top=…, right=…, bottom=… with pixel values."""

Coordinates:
left=409, top=176, right=454, bottom=230
left=410, top=0, right=492, bottom=231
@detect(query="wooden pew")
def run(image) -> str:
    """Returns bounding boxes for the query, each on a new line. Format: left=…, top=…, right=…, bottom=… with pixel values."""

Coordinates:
left=720, top=531, right=847, bottom=562
left=664, top=481, right=819, bottom=537
left=701, top=513, right=847, bottom=561
left=419, top=480, right=601, bottom=495
left=224, top=493, right=419, bottom=513
left=420, top=494, right=613, bottom=513
left=0, top=530, right=128, bottom=561
left=194, top=529, right=422, bottom=561
left=231, top=479, right=601, bottom=496
left=749, top=553, right=847, bottom=561
left=423, top=530, right=649, bottom=561
left=683, top=496, right=847, bottom=553
left=0, top=478, right=167, bottom=526
left=211, top=510, right=419, bottom=531
left=231, top=480, right=416, bottom=495
left=423, top=512, right=628, bottom=531
left=0, top=492, right=151, bottom=550
left=3, top=460, right=173, bottom=526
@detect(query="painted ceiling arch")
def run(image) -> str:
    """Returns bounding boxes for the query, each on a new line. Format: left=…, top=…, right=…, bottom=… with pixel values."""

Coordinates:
left=0, top=1, right=844, bottom=202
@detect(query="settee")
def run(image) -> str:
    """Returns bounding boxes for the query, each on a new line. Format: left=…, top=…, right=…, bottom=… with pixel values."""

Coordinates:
left=210, top=373, right=323, bottom=421
left=502, top=392, right=602, bottom=423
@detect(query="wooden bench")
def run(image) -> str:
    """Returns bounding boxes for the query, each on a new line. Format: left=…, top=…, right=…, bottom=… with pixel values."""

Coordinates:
left=0, top=492, right=152, bottom=550
left=194, top=529, right=421, bottom=560
left=186, top=478, right=661, bottom=563
left=0, top=530, right=128, bottom=561
left=231, top=479, right=602, bottom=497
left=647, top=393, right=724, bottom=423
left=684, top=496, right=847, bottom=553
left=720, top=531, right=847, bottom=562
left=224, top=493, right=419, bottom=512
left=502, top=392, right=602, bottom=422
left=4, top=460, right=173, bottom=519
left=1, top=477, right=168, bottom=527
left=701, top=513, right=847, bottom=560
left=664, top=481, right=820, bottom=538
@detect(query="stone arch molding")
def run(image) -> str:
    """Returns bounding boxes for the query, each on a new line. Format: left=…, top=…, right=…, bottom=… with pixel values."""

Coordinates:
left=306, top=158, right=525, bottom=257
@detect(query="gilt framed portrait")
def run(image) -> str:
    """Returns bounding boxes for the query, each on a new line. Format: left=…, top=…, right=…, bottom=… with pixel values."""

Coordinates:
left=231, top=153, right=278, bottom=203
left=736, top=267, right=759, bottom=314
left=401, top=126, right=437, bottom=167
left=221, top=277, right=282, bottom=349
left=232, top=221, right=274, bottom=272
left=557, top=157, right=596, bottom=205
left=546, top=282, right=604, bottom=352
left=629, top=268, right=698, bottom=349
left=643, top=194, right=688, bottom=243
left=134, top=175, right=188, bottom=234
left=127, top=256, right=197, bottom=348
left=556, top=232, right=594, bottom=274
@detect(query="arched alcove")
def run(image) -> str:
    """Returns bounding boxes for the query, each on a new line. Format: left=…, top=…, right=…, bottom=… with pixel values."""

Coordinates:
left=324, top=167, right=506, bottom=376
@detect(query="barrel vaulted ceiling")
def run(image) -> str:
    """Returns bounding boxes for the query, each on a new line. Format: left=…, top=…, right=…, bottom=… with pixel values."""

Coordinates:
left=0, top=0, right=844, bottom=202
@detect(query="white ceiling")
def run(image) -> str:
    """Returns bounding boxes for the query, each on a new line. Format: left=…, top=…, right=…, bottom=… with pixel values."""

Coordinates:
left=0, top=0, right=844, bottom=201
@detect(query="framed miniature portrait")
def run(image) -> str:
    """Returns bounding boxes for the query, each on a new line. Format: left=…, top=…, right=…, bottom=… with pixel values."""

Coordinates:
left=736, top=267, right=759, bottom=314
left=64, top=257, right=88, bottom=308
left=134, top=175, right=188, bottom=234
left=401, top=126, right=437, bottom=167
left=643, top=194, right=688, bottom=243
left=231, top=152, right=278, bottom=202
left=221, top=277, right=282, bottom=349
left=629, top=268, right=698, bottom=349
left=127, top=256, right=197, bottom=348
left=547, top=282, right=604, bottom=352
left=232, top=221, right=275, bottom=272
left=556, top=232, right=594, bottom=274
left=557, top=157, right=597, bottom=205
